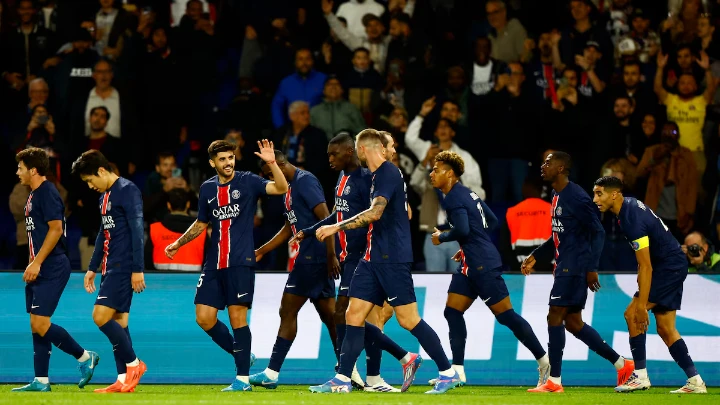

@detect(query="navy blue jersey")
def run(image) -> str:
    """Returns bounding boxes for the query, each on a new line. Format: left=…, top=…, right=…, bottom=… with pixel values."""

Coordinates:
left=285, top=169, right=327, bottom=264
left=335, top=167, right=373, bottom=263
left=25, top=181, right=67, bottom=261
left=90, top=177, right=144, bottom=274
left=616, top=197, right=687, bottom=275
left=534, top=182, right=604, bottom=276
left=198, top=171, right=268, bottom=270
left=438, top=183, right=502, bottom=274
left=364, top=161, right=413, bottom=263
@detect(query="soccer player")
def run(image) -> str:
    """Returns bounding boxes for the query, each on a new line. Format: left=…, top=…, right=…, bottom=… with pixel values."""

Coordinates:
left=250, top=150, right=340, bottom=388
left=593, top=176, right=707, bottom=394
left=428, top=151, right=550, bottom=387
left=72, top=150, right=147, bottom=393
left=12, top=148, right=99, bottom=392
left=522, top=152, right=634, bottom=393
left=292, top=133, right=420, bottom=392
left=310, top=129, right=459, bottom=394
left=164, top=139, right=287, bottom=392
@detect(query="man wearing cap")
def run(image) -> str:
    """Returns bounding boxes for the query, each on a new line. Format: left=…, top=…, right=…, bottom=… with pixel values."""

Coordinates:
left=323, top=0, right=392, bottom=74
left=574, top=41, right=608, bottom=100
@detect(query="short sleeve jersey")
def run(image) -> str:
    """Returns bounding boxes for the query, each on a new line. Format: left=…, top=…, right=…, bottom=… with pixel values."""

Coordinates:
left=198, top=171, right=268, bottom=270
left=334, top=167, right=372, bottom=263
left=616, top=197, right=688, bottom=275
left=97, top=177, right=143, bottom=275
left=440, top=183, right=502, bottom=273
left=26, top=181, right=67, bottom=262
left=363, top=161, right=413, bottom=263
left=551, top=182, right=603, bottom=276
left=285, top=169, right=327, bottom=264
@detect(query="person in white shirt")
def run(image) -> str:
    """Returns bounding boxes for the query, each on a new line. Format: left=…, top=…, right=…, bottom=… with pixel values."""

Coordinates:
left=84, top=59, right=121, bottom=138
left=335, top=0, right=386, bottom=39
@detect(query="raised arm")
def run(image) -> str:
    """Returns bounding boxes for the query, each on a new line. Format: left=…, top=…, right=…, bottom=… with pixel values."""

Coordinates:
left=255, top=140, right=289, bottom=195
left=323, top=0, right=363, bottom=50
left=697, top=52, right=717, bottom=103
left=654, top=52, right=669, bottom=103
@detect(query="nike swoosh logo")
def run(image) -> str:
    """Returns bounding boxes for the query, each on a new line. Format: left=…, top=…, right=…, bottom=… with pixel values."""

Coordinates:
left=97, top=296, right=107, bottom=299
left=388, top=297, right=397, bottom=302
left=550, top=296, right=561, bottom=300
left=261, top=381, right=275, bottom=385
left=233, top=349, right=243, bottom=353
left=208, top=197, right=216, bottom=204
left=31, top=305, right=40, bottom=309
left=482, top=297, right=491, bottom=303
left=340, top=287, right=349, bottom=290
left=243, top=386, right=251, bottom=391
left=285, top=285, right=295, bottom=288
left=237, top=293, right=248, bottom=298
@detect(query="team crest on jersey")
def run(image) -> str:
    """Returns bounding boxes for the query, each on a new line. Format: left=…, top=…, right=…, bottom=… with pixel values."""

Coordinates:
left=631, top=241, right=640, bottom=250
left=26, top=201, right=32, bottom=212
left=555, top=206, right=562, bottom=216
left=100, top=201, right=112, bottom=211
left=344, top=186, right=351, bottom=195
left=232, top=190, right=241, bottom=199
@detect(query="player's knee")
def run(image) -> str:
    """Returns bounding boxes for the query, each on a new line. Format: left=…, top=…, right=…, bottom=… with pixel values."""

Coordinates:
left=564, top=318, right=583, bottom=334
left=655, top=322, right=674, bottom=341
left=195, top=313, right=217, bottom=331
left=546, top=308, right=565, bottom=326
left=29, top=316, right=50, bottom=334
left=444, top=306, right=463, bottom=321
left=278, top=304, right=298, bottom=321
left=623, top=306, right=635, bottom=326
left=92, top=311, right=111, bottom=327
left=396, top=313, right=421, bottom=331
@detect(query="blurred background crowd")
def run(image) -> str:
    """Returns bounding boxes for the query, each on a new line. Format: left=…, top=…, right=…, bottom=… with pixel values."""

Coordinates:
left=2, top=0, right=720, bottom=273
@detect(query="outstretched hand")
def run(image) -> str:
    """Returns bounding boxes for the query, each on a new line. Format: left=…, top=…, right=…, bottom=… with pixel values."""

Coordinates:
left=255, top=139, right=276, bottom=162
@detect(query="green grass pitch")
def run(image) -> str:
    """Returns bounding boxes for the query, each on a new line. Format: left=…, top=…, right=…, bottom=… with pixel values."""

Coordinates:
left=0, top=384, right=716, bottom=405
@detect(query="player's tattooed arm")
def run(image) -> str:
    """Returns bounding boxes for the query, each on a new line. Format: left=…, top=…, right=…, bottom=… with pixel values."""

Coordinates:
left=337, top=196, right=387, bottom=231
left=176, top=220, right=209, bottom=247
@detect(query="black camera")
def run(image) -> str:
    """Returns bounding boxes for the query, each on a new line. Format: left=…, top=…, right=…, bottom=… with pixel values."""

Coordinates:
left=687, top=244, right=703, bottom=258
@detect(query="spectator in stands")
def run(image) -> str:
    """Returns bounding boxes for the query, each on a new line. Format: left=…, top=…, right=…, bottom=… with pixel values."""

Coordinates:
left=597, top=160, right=638, bottom=271
left=486, top=0, right=530, bottom=64
left=683, top=231, right=720, bottom=273
left=1, top=0, right=55, bottom=96
left=271, top=48, right=327, bottom=128
left=602, top=0, right=632, bottom=54
left=77, top=106, right=125, bottom=173
left=468, top=36, right=508, bottom=137
left=636, top=122, right=697, bottom=241
left=499, top=177, right=552, bottom=272
left=335, top=0, right=385, bottom=39
left=9, top=170, right=67, bottom=270
left=662, top=44, right=705, bottom=92
left=609, top=61, right=657, bottom=115
left=83, top=59, right=122, bottom=137
left=28, top=78, right=50, bottom=112
left=695, top=14, right=719, bottom=61
left=222, top=129, right=256, bottom=173
left=526, top=29, right=559, bottom=107
left=610, top=95, right=639, bottom=163
left=144, top=151, right=194, bottom=223
left=18, top=105, right=61, bottom=178
left=622, top=8, right=659, bottom=65
left=557, top=0, right=612, bottom=68
left=384, top=12, right=426, bottom=78
left=310, top=76, right=366, bottom=140
left=315, top=16, right=352, bottom=75
left=486, top=62, right=535, bottom=203
left=441, top=66, right=469, bottom=126
left=324, top=0, right=391, bottom=74
left=574, top=41, right=608, bottom=101
left=342, top=47, right=384, bottom=120
left=655, top=50, right=716, bottom=183
left=147, top=189, right=205, bottom=271
left=93, top=0, right=132, bottom=60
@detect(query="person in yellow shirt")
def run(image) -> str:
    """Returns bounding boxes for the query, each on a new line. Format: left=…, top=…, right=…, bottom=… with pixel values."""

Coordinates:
left=654, top=50, right=716, bottom=186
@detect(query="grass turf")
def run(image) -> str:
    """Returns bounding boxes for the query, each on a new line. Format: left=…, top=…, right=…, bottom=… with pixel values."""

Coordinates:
left=0, top=384, right=716, bottom=405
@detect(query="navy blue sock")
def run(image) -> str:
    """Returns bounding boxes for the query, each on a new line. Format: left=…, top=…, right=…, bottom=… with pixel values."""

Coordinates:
left=669, top=339, right=699, bottom=378
left=32, top=332, right=51, bottom=378
left=362, top=323, right=384, bottom=376
left=444, top=307, right=467, bottom=365
left=335, top=323, right=346, bottom=362
left=99, top=320, right=136, bottom=364
left=205, top=320, right=234, bottom=354
left=44, top=323, right=85, bottom=359
left=496, top=310, right=546, bottom=360
left=233, top=326, right=252, bottom=376
left=267, top=336, right=293, bottom=373
left=548, top=325, right=565, bottom=378
left=365, top=321, right=407, bottom=360
left=629, top=333, right=647, bottom=369
left=338, top=325, right=365, bottom=378
left=410, top=319, right=451, bottom=371
left=573, top=323, right=621, bottom=364
left=113, top=328, right=131, bottom=374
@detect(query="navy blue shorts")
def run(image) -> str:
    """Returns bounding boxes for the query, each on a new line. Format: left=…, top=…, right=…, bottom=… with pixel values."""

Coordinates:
left=548, top=275, right=588, bottom=309
left=349, top=260, right=416, bottom=307
left=338, top=259, right=360, bottom=297
left=194, top=266, right=255, bottom=310
left=634, top=270, right=687, bottom=311
left=284, top=263, right=335, bottom=300
left=448, top=266, right=509, bottom=307
left=25, top=255, right=71, bottom=317
left=96, top=271, right=134, bottom=313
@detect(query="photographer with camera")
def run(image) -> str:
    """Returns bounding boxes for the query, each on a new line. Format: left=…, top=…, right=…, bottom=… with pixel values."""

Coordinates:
left=682, top=232, right=720, bottom=273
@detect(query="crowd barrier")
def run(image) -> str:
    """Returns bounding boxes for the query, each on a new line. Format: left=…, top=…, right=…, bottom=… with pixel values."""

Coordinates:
left=0, top=272, right=718, bottom=386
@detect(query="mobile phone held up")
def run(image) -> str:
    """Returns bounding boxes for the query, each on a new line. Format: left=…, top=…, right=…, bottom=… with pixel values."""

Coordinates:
left=172, top=168, right=182, bottom=178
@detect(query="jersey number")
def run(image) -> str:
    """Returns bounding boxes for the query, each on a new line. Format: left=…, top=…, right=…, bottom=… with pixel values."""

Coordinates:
left=470, top=192, right=488, bottom=228
left=197, top=274, right=204, bottom=288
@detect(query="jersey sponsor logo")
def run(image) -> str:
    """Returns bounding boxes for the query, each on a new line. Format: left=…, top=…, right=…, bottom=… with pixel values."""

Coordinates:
left=232, top=190, right=241, bottom=199
left=286, top=210, right=298, bottom=225
left=70, top=67, right=92, bottom=77
left=551, top=218, right=564, bottom=233
left=212, top=204, right=240, bottom=221
left=25, top=217, right=35, bottom=231
left=335, top=197, right=350, bottom=212
left=102, top=215, right=116, bottom=230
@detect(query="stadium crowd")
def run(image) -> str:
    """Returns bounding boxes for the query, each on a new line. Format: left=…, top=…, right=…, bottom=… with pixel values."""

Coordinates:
left=2, top=0, right=720, bottom=273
